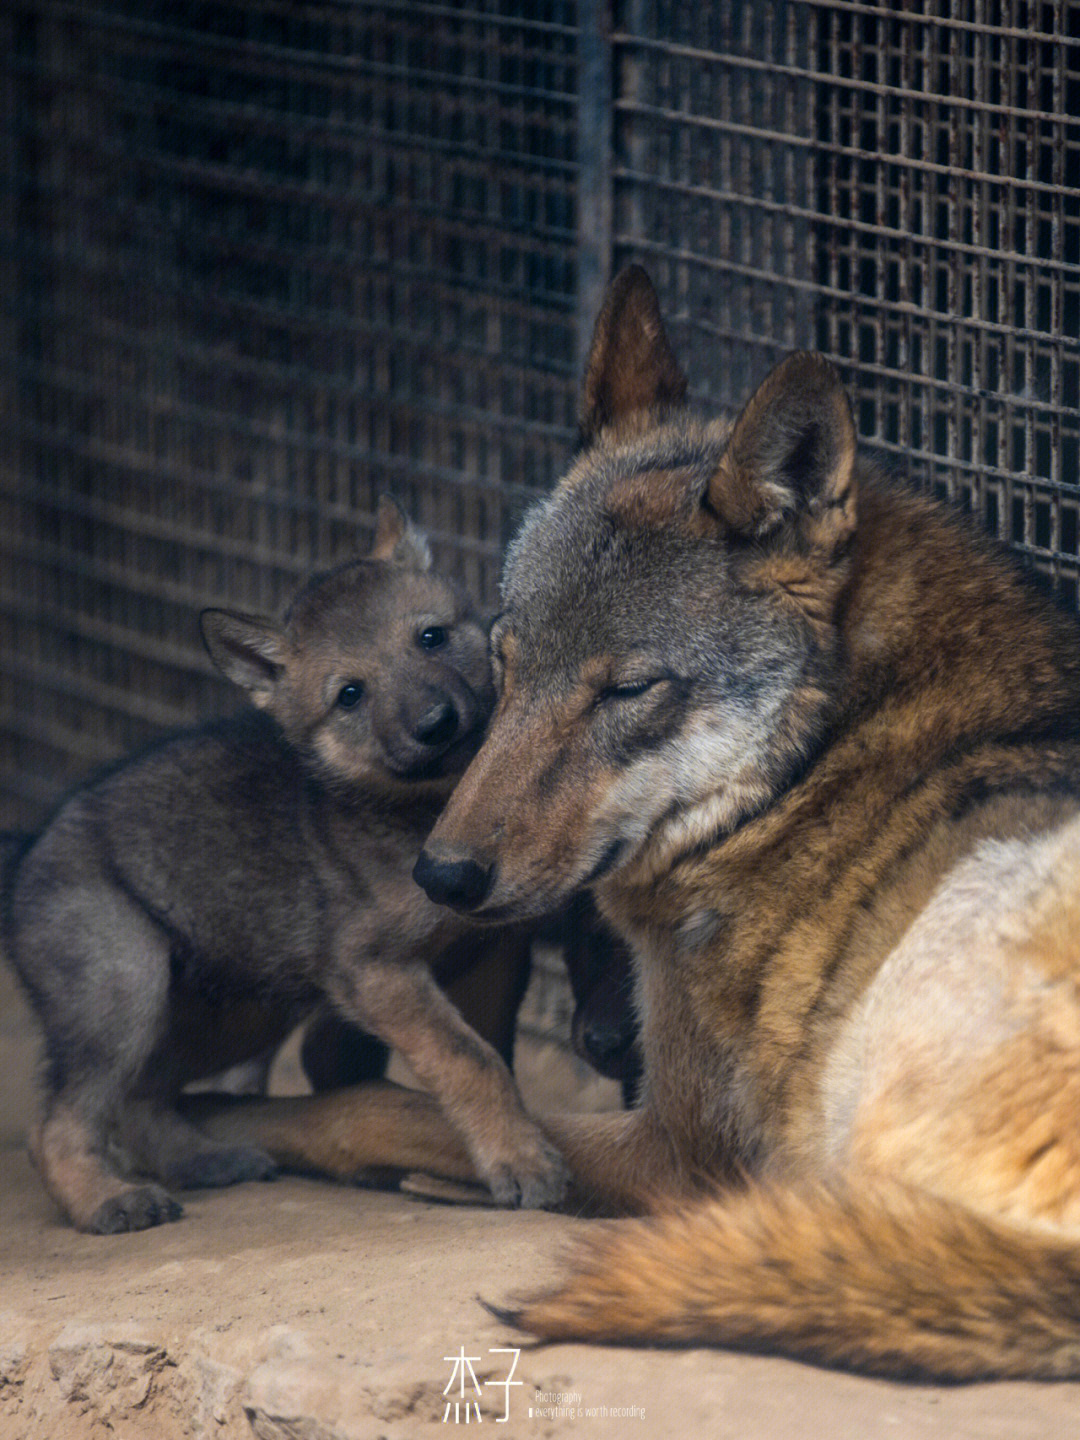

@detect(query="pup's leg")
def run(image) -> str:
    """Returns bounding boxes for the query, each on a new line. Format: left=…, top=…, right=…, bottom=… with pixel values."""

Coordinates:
left=118, top=1099, right=278, bottom=1191
left=17, top=886, right=272, bottom=1231
left=328, top=958, right=568, bottom=1208
left=18, top=886, right=184, bottom=1232
left=299, top=927, right=532, bottom=1092
left=442, top=924, right=533, bottom=1069
left=31, top=1092, right=183, bottom=1235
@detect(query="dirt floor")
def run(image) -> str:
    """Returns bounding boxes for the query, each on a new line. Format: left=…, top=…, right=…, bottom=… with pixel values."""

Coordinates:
left=4, top=962, right=1080, bottom=1439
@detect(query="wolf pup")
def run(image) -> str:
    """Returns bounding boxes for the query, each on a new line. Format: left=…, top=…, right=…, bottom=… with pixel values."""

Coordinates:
left=5, top=497, right=566, bottom=1233
left=408, top=267, right=1080, bottom=1379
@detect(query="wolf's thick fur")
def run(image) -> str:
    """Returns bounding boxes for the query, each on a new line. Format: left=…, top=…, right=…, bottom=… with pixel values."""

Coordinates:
left=5, top=498, right=565, bottom=1233
left=408, top=268, right=1080, bottom=1379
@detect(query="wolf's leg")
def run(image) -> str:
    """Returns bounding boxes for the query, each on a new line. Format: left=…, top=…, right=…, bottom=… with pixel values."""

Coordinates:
left=183, top=1080, right=478, bottom=1184
left=326, top=958, right=567, bottom=1208
left=828, top=820, right=1080, bottom=1232
left=186, top=1083, right=680, bottom=1215
left=540, top=1106, right=684, bottom=1214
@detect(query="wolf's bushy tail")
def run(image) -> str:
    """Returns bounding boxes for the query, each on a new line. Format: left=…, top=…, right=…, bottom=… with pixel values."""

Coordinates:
left=509, top=1181, right=1080, bottom=1380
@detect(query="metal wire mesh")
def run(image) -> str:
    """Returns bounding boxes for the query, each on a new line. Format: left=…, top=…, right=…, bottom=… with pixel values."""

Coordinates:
left=614, top=0, right=1080, bottom=599
left=0, top=0, right=579, bottom=824
left=1, top=0, right=1079, bottom=832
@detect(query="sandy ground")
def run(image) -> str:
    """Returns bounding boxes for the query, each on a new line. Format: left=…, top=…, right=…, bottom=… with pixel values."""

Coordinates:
left=4, top=963, right=1080, bottom=1439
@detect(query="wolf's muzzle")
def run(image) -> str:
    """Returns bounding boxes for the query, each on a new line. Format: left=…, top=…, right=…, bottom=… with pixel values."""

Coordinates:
left=413, top=846, right=492, bottom=911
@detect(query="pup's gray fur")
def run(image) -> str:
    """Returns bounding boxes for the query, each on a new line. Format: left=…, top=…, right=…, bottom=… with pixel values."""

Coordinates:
left=4, top=498, right=566, bottom=1233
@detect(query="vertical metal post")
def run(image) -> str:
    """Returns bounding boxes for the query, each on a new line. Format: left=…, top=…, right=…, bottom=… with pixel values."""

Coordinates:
left=576, top=0, right=613, bottom=388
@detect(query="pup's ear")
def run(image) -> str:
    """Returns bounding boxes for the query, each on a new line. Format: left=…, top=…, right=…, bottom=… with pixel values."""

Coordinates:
left=201, top=609, right=284, bottom=705
left=370, top=494, right=433, bottom=571
left=580, top=266, right=688, bottom=445
left=705, top=353, right=856, bottom=550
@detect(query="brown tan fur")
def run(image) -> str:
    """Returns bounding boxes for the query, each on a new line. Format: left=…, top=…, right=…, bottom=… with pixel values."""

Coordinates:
left=197, top=270, right=1080, bottom=1379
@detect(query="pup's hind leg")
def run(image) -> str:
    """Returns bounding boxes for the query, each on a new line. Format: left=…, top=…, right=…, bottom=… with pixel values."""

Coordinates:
left=31, top=1092, right=183, bottom=1234
left=16, top=883, right=192, bottom=1231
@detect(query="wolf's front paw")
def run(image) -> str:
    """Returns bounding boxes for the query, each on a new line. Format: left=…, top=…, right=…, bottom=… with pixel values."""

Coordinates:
left=482, top=1132, right=570, bottom=1210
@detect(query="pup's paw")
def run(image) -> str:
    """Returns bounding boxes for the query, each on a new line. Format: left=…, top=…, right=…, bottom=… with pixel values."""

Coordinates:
left=482, top=1132, right=569, bottom=1210
left=87, top=1184, right=184, bottom=1234
left=164, top=1143, right=278, bottom=1190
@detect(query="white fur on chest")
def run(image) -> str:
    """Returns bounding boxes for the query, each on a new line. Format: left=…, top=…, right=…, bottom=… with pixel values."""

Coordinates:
left=820, top=814, right=1080, bottom=1169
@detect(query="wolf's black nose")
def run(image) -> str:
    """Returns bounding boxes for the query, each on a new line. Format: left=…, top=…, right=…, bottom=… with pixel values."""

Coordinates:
left=414, top=700, right=459, bottom=747
left=413, top=849, right=492, bottom=910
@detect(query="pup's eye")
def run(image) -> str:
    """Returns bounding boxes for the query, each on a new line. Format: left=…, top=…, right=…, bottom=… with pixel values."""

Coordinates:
left=418, top=626, right=448, bottom=650
left=600, top=678, right=659, bottom=702
left=336, top=682, right=364, bottom=709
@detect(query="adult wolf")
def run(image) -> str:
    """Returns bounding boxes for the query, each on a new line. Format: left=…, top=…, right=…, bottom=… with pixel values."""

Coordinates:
left=195, top=267, right=1080, bottom=1378
left=409, top=266, right=1080, bottom=1379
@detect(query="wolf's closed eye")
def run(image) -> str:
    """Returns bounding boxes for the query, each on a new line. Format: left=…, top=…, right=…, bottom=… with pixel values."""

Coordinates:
left=599, top=678, right=661, bottom=703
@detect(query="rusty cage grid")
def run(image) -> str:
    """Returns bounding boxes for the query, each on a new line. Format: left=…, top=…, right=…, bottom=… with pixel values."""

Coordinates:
left=613, top=0, right=1080, bottom=594
left=0, top=0, right=1078, bottom=834
left=0, top=1, right=579, bottom=824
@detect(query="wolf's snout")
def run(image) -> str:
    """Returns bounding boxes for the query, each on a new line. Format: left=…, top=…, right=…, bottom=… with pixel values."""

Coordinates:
left=413, top=699, right=459, bottom=748
left=413, top=845, right=492, bottom=911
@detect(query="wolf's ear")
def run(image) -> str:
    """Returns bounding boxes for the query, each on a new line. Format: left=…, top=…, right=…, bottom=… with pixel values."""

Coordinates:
left=370, top=495, right=433, bottom=571
left=201, top=609, right=284, bottom=704
left=580, top=266, right=688, bottom=445
left=705, top=353, right=856, bottom=550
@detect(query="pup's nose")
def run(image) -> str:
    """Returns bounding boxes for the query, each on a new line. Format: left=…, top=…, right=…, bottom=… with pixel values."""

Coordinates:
left=414, top=846, right=492, bottom=911
left=414, top=700, right=459, bottom=748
